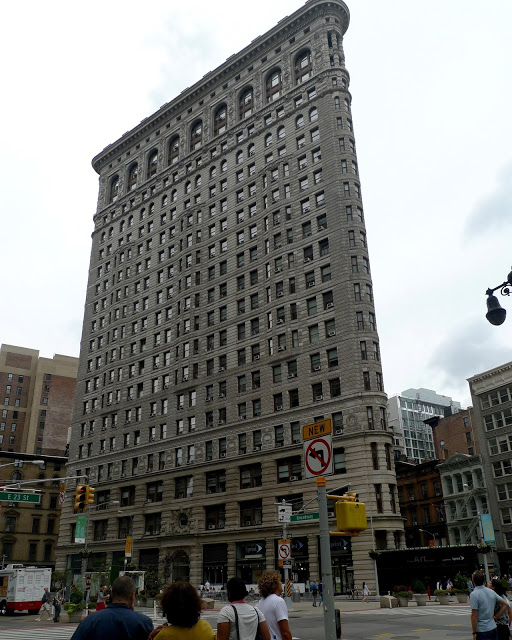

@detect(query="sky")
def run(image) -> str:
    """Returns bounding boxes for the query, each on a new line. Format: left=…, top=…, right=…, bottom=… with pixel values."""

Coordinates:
left=1, top=0, right=511, bottom=408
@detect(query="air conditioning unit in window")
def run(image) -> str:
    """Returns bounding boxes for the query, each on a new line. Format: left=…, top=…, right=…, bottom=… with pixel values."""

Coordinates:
left=208, top=524, right=215, bottom=530
left=318, top=225, right=325, bottom=231
left=254, top=355, right=260, bottom=360
left=315, top=395, right=323, bottom=401
left=277, top=291, right=284, bottom=297
left=335, top=428, right=343, bottom=435
left=313, top=365, right=321, bottom=372
left=275, top=267, right=282, bottom=273
left=326, top=302, right=334, bottom=309
left=277, top=346, right=286, bottom=352
left=328, top=330, right=336, bottom=337
left=218, top=420, right=225, bottom=426
left=219, top=393, right=225, bottom=399
left=220, top=452, right=227, bottom=458
left=178, top=405, right=184, bottom=410
left=288, top=373, right=297, bottom=379
left=239, top=415, right=246, bottom=421
left=290, top=476, right=299, bottom=482
left=150, top=436, right=156, bottom=442
left=276, top=405, right=283, bottom=411
left=206, top=396, right=213, bottom=403
left=304, top=257, right=311, bottom=263
left=308, top=281, right=316, bottom=288
left=218, top=367, right=225, bottom=373
left=182, top=376, right=189, bottom=382
left=253, top=445, right=261, bottom=452
left=276, top=441, right=284, bottom=447
left=150, top=412, right=156, bottom=418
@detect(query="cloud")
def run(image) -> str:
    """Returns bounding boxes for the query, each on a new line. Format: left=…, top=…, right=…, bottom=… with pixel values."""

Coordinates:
left=464, top=162, right=512, bottom=238
left=426, top=316, right=512, bottom=399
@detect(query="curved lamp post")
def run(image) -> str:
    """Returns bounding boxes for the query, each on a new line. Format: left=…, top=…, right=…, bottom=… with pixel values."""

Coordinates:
left=486, top=269, right=512, bottom=326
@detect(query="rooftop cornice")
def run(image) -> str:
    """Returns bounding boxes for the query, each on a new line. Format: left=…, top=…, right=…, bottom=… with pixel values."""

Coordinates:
left=468, top=360, right=512, bottom=385
left=92, top=0, right=350, bottom=173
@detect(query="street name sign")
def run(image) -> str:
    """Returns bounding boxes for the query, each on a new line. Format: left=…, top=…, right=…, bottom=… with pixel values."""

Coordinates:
left=290, top=512, right=319, bottom=523
left=0, top=491, right=40, bottom=503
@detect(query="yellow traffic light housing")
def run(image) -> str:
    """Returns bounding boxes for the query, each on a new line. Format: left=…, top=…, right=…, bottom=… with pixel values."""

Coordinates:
left=335, top=493, right=367, bottom=534
left=74, top=484, right=87, bottom=512
left=85, top=485, right=95, bottom=507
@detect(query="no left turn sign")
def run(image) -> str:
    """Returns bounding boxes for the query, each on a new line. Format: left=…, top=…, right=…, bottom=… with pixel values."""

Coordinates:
left=278, top=543, right=291, bottom=560
left=303, top=436, right=333, bottom=479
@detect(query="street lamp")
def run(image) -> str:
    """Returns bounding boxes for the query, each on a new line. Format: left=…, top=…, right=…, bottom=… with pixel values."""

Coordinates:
left=485, top=268, right=512, bottom=326
left=418, top=529, right=436, bottom=545
left=0, top=459, right=45, bottom=470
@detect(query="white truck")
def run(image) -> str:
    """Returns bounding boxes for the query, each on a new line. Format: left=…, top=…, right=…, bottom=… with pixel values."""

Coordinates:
left=0, top=564, right=52, bottom=615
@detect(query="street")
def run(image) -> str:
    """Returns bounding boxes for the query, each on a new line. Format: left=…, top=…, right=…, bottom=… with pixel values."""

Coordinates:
left=0, top=603, right=473, bottom=640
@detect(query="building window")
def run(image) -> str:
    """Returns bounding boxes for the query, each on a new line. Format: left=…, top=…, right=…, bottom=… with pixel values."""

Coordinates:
left=127, top=163, right=138, bottom=190
left=277, top=456, right=302, bottom=482
left=214, top=103, right=227, bottom=136
left=168, top=136, right=180, bottom=165
left=239, top=87, right=254, bottom=119
left=147, top=150, right=158, bottom=178
left=190, top=120, right=203, bottom=151
left=240, top=463, right=262, bottom=489
left=266, top=68, right=282, bottom=102
left=240, top=499, right=262, bottom=526
left=295, top=49, right=312, bottom=84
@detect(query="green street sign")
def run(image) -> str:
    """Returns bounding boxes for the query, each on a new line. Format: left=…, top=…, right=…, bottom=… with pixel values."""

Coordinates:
left=75, top=514, right=87, bottom=543
left=290, top=512, right=319, bottom=523
left=0, top=491, right=41, bottom=503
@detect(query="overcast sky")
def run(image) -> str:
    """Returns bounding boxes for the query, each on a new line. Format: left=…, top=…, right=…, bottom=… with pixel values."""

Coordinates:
left=1, top=0, right=511, bottom=407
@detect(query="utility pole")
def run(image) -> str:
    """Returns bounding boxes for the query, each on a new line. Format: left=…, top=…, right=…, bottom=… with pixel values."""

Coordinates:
left=317, top=477, right=336, bottom=640
left=281, top=513, right=292, bottom=610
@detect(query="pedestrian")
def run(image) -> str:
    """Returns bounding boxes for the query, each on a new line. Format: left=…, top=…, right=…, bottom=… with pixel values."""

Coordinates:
left=217, top=576, right=270, bottom=640
left=446, top=578, right=453, bottom=590
left=53, top=589, right=63, bottom=623
left=310, top=579, right=318, bottom=607
left=35, top=587, right=52, bottom=621
left=204, top=580, right=211, bottom=592
left=470, top=570, right=511, bottom=640
left=70, top=576, right=153, bottom=640
left=318, top=581, right=323, bottom=605
left=257, top=571, right=292, bottom=640
left=490, top=578, right=511, bottom=640
left=362, top=582, right=370, bottom=603
left=96, top=585, right=108, bottom=611
left=148, top=581, right=216, bottom=640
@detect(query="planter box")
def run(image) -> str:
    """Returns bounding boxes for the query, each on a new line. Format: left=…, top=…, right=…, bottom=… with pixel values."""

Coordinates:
left=413, top=594, right=428, bottom=607
left=455, top=592, right=468, bottom=603
left=398, top=597, right=410, bottom=607
left=437, top=595, right=450, bottom=605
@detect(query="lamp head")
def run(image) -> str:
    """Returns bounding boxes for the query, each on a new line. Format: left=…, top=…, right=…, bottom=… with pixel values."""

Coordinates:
left=486, top=294, right=506, bottom=326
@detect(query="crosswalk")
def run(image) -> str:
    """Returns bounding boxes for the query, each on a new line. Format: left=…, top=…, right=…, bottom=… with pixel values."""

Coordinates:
left=0, top=627, right=78, bottom=640
left=344, top=605, right=471, bottom=616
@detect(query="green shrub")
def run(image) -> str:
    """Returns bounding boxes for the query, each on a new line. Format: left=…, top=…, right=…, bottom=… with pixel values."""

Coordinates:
left=70, top=588, right=84, bottom=605
left=434, top=589, right=450, bottom=596
left=453, top=573, right=469, bottom=593
left=413, top=580, right=426, bottom=594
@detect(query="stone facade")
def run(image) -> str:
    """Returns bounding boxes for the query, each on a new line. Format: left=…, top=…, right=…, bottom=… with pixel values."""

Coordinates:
left=0, top=451, right=67, bottom=568
left=56, top=0, right=403, bottom=593
left=468, top=361, right=512, bottom=551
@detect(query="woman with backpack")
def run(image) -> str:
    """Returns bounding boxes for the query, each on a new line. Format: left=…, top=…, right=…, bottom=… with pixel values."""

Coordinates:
left=217, top=577, right=270, bottom=640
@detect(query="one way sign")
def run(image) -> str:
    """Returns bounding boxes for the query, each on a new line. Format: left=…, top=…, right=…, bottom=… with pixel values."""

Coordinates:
left=278, top=502, right=292, bottom=523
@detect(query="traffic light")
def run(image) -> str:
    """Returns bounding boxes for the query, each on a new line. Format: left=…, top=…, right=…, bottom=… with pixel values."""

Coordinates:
left=74, top=485, right=87, bottom=512
left=335, top=491, right=367, bottom=534
left=85, top=485, right=95, bottom=507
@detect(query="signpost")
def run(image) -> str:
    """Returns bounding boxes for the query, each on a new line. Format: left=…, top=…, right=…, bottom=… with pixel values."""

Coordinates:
left=0, top=491, right=40, bottom=503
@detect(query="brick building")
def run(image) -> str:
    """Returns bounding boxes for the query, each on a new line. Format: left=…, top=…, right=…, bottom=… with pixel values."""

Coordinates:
left=56, top=0, right=404, bottom=593
left=0, top=344, right=78, bottom=456
left=427, top=408, right=480, bottom=461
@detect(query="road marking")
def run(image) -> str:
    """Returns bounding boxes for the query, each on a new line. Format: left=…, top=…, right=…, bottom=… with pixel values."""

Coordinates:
left=374, top=634, right=394, bottom=637
left=447, top=624, right=463, bottom=626
left=412, top=629, right=431, bottom=631
left=0, top=628, right=77, bottom=640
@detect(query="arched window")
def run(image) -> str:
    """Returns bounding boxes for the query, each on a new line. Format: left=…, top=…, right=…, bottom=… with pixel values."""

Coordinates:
left=127, top=163, right=138, bottom=191
left=128, top=215, right=133, bottom=227
left=185, top=181, right=192, bottom=195
left=195, top=175, right=201, bottom=188
left=168, top=136, right=180, bottom=165
left=277, top=126, right=285, bottom=140
left=220, top=160, right=227, bottom=173
left=109, top=175, right=119, bottom=203
left=265, top=133, right=272, bottom=148
left=239, top=87, right=253, bottom=120
left=236, top=151, right=243, bottom=165
left=248, top=143, right=255, bottom=157
left=11, top=471, right=22, bottom=482
left=309, top=107, right=318, bottom=123
left=171, top=189, right=178, bottom=202
left=190, top=120, right=203, bottom=151
left=147, top=150, right=158, bottom=178
left=119, top=220, right=125, bottom=232
left=296, top=114, right=304, bottom=129
left=162, top=195, right=168, bottom=207
left=210, top=166, right=217, bottom=180
left=295, top=49, right=312, bottom=84
left=266, top=68, right=282, bottom=103
left=213, top=103, right=227, bottom=136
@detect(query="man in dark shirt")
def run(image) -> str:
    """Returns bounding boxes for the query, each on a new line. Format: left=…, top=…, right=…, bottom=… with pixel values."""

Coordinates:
left=70, top=576, right=153, bottom=640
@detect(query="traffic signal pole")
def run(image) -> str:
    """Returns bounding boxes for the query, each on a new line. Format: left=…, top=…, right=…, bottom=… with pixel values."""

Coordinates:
left=317, top=477, right=337, bottom=640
